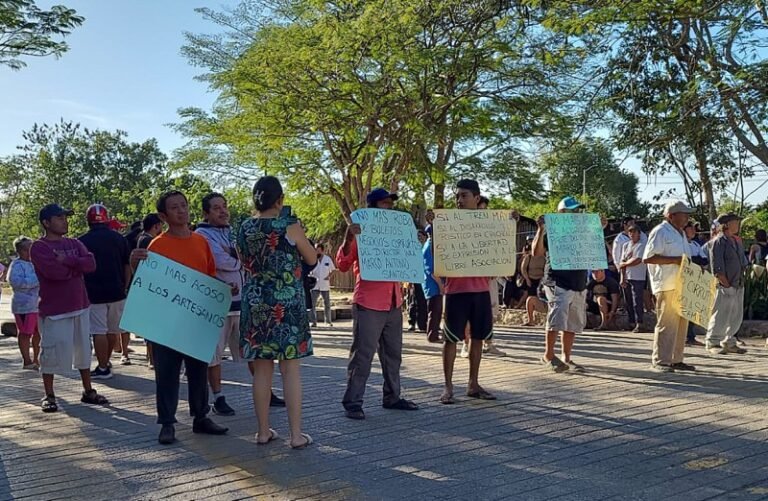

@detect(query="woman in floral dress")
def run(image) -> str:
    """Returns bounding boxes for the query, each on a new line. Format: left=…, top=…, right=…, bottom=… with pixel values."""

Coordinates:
left=237, top=176, right=317, bottom=449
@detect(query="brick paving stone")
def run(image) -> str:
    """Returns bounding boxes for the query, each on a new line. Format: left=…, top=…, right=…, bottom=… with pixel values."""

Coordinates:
left=1, top=316, right=768, bottom=500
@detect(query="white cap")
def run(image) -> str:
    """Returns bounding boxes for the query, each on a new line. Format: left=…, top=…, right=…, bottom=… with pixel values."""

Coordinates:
left=663, top=200, right=694, bottom=216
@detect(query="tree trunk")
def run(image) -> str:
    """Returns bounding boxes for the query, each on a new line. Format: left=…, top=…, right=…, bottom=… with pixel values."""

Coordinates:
left=433, top=183, right=445, bottom=208
left=692, top=143, right=716, bottom=223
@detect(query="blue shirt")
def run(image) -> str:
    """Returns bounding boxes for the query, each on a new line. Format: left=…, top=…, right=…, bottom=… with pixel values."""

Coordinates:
left=422, top=240, right=441, bottom=299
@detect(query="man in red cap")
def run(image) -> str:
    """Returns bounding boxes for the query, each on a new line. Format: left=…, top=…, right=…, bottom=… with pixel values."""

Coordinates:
left=79, top=204, right=132, bottom=378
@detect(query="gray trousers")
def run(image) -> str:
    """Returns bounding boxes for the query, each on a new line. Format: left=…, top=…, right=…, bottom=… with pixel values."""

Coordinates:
left=342, top=305, right=403, bottom=410
left=705, top=286, right=744, bottom=348
left=309, top=290, right=331, bottom=324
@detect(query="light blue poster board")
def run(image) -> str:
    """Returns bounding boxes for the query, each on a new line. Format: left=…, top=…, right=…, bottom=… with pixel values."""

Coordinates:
left=350, top=208, right=425, bottom=283
left=544, top=213, right=608, bottom=271
left=120, top=252, right=232, bottom=362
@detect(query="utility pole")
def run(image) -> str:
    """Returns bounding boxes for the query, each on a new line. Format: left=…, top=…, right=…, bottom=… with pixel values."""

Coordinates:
left=582, top=164, right=595, bottom=204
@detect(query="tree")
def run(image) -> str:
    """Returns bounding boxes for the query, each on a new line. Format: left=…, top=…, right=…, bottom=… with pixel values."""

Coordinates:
left=541, top=138, right=645, bottom=217
left=533, top=0, right=768, bottom=220
left=0, top=121, right=211, bottom=255
left=175, top=0, right=578, bottom=223
left=0, top=0, right=84, bottom=70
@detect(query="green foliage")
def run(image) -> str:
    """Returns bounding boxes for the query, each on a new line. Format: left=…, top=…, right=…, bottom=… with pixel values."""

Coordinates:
left=744, top=266, right=768, bottom=321
left=541, top=139, right=646, bottom=217
left=0, top=0, right=84, bottom=69
left=0, top=121, right=214, bottom=259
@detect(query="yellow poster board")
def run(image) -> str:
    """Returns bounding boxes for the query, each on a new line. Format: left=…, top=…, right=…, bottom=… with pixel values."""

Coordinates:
left=674, top=254, right=717, bottom=328
left=433, top=209, right=517, bottom=277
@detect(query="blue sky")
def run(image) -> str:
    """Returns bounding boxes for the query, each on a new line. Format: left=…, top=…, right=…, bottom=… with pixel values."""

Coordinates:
left=2, top=0, right=766, bottom=206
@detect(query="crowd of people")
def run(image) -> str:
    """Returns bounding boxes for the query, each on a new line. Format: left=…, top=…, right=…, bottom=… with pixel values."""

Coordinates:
left=5, top=175, right=765, bottom=447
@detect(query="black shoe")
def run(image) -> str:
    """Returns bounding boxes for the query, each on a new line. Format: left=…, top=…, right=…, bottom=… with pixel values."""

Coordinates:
left=270, top=392, right=286, bottom=407
left=671, top=362, right=696, bottom=372
left=407, top=325, right=416, bottom=332
left=345, top=408, right=366, bottom=420
left=192, top=417, right=228, bottom=435
left=158, top=424, right=176, bottom=445
left=382, top=398, right=419, bottom=410
left=212, top=396, right=235, bottom=416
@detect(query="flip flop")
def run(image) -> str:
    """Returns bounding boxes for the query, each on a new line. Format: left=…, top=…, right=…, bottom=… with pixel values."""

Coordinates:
left=290, top=433, right=313, bottom=450
left=439, top=393, right=455, bottom=405
left=256, top=428, right=279, bottom=445
left=466, top=389, right=497, bottom=400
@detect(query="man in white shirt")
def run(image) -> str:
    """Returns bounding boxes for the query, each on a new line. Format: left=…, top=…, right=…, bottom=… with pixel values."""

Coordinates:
left=642, top=201, right=695, bottom=373
left=612, top=216, right=647, bottom=272
left=619, top=225, right=647, bottom=333
left=309, top=243, right=336, bottom=327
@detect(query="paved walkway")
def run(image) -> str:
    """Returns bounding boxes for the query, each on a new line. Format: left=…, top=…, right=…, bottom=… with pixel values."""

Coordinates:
left=1, top=314, right=768, bottom=500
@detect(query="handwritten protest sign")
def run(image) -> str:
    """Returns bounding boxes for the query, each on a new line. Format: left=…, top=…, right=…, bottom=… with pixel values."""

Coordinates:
left=673, top=254, right=717, bottom=328
left=544, top=213, right=607, bottom=270
left=350, top=209, right=425, bottom=283
left=432, top=210, right=517, bottom=277
left=120, top=252, right=231, bottom=362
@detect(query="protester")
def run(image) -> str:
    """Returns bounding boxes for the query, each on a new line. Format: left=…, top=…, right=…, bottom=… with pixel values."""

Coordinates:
left=337, top=187, right=419, bottom=419
left=642, top=200, right=696, bottom=373
left=685, top=222, right=706, bottom=266
left=124, top=221, right=143, bottom=250
left=611, top=217, right=647, bottom=272
left=748, top=229, right=768, bottom=265
left=476, top=196, right=507, bottom=357
left=79, top=204, right=132, bottom=376
left=706, top=213, right=749, bottom=355
left=424, top=209, right=435, bottom=236
left=8, top=236, right=40, bottom=370
left=309, top=243, right=336, bottom=328
left=130, top=191, right=228, bottom=444
left=195, top=192, right=243, bottom=416
left=407, top=230, right=429, bottom=332
left=237, top=176, right=314, bottom=448
left=440, top=179, right=497, bottom=403
left=618, top=225, right=647, bottom=333
left=422, top=228, right=444, bottom=343
left=31, top=204, right=108, bottom=413
left=519, top=237, right=545, bottom=308
left=136, top=213, right=163, bottom=249
left=586, top=269, right=620, bottom=330
left=532, top=196, right=589, bottom=373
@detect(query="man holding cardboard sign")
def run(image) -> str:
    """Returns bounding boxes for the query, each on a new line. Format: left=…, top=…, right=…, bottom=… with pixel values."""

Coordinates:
left=337, top=188, right=419, bottom=420
left=533, top=196, right=595, bottom=374
left=643, top=200, right=696, bottom=373
left=129, top=191, right=229, bottom=444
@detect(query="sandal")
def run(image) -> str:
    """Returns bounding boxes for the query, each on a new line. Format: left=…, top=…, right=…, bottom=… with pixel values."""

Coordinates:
left=466, top=389, right=497, bottom=400
left=41, top=395, right=58, bottom=413
left=81, top=389, right=109, bottom=406
left=256, top=428, right=279, bottom=445
left=290, top=433, right=313, bottom=449
left=439, top=393, right=455, bottom=405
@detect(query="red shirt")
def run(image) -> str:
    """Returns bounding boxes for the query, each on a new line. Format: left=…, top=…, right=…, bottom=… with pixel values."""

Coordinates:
left=336, top=238, right=402, bottom=311
left=445, top=276, right=491, bottom=295
left=31, top=238, right=96, bottom=317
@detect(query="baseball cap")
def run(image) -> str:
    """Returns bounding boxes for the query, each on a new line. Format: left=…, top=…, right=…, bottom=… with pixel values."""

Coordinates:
left=455, top=179, right=480, bottom=193
left=663, top=200, right=694, bottom=216
left=557, top=196, right=585, bottom=211
left=86, top=204, right=109, bottom=224
left=39, top=204, right=74, bottom=222
left=366, top=188, right=399, bottom=206
left=716, top=213, right=741, bottom=225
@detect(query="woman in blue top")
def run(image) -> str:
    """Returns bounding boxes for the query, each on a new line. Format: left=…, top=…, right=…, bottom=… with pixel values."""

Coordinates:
left=8, top=236, right=40, bottom=369
left=237, top=176, right=317, bottom=449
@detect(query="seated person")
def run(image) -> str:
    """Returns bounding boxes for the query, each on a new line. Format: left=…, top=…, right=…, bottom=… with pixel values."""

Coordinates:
left=586, top=269, right=620, bottom=330
left=523, top=283, right=548, bottom=327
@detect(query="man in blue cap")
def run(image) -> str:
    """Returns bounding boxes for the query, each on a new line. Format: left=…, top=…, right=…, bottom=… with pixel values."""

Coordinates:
left=336, top=188, right=419, bottom=420
left=532, top=196, right=589, bottom=373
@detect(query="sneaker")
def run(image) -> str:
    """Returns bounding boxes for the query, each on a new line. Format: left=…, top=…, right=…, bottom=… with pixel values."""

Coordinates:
left=91, top=366, right=113, bottom=380
left=460, top=343, right=470, bottom=358
left=310, top=322, right=318, bottom=328
left=632, top=324, right=642, bottom=333
left=686, top=339, right=705, bottom=347
left=706, top=344, right=728, bottom=355
left=212, top=396, right=235, bottom=416
left=158, top=424, right=176, bottom=445
left=327, top=322, right=334, bottom=328
left=542, top=355, right=569, bottom=373
left=120, top=356, right=132, bottom=366
left=722, top=344, right=747, bottom=354
left=565, top=360, right=585, bottom=373
left=22, top=363, right=38, bottom=371
left=671, top=362, right=696, bottom=371
left=407, top=325, right=416, bottom=332
left=484, top=344, right=507, bottom=356
left=650, top=364, right=675, bottom=373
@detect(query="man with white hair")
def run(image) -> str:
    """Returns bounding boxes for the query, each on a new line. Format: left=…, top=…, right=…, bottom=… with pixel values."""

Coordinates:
left=642, top=201, right=695, bottom=373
